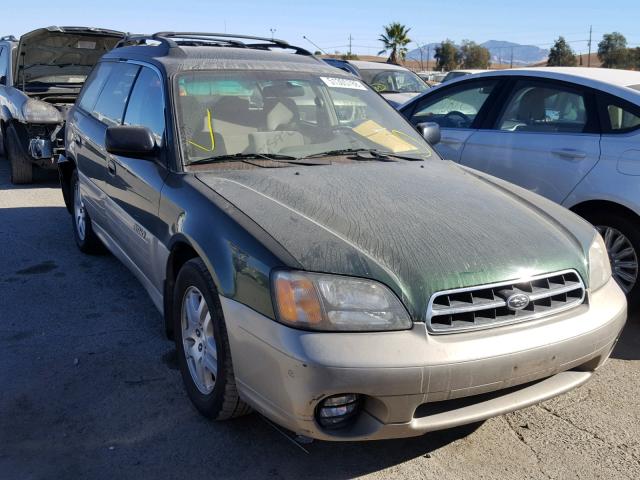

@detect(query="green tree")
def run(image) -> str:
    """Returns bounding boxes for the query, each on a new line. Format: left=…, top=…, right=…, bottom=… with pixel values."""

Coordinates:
left=598, top=32, right=630, bottom=68
left=630, top=47, right=640, bottom=70
left=434, top=40, right=460, bottom=71
left=378, top=22, right=411, bottom=64
left=459, top=40, right=491, bottom=69
left=547, top=36, right=577, bottom=66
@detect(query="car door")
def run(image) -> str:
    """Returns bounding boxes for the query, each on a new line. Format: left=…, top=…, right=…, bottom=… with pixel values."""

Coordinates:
left=597, top=93, right=640, bottom=176
left=103, top=64, right=169, bottom=292
left=459, top=78, right=601, bottom=204
left=401, top=78, right=503, bottom=161
left=71, top=61, right=139, bottom=228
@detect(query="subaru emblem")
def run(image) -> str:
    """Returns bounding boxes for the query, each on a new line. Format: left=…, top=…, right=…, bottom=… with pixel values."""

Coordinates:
left=506, top=293, right=530, bottom=311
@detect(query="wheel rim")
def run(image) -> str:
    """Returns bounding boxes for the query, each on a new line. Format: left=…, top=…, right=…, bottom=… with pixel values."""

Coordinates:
left=181, top=286, right=217, bottom=394
left=74, top=180, right=86, bottom=241
left=597, top=225, right=639, bottom=294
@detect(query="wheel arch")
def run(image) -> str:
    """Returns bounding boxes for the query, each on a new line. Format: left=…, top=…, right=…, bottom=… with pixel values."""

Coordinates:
left=58, top=155, right=76, bottom=214
left=570, top=199, right=640, bottom=224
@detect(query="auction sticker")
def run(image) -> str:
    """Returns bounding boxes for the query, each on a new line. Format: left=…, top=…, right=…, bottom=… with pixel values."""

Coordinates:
left=321, top=77, right=367, bottom=90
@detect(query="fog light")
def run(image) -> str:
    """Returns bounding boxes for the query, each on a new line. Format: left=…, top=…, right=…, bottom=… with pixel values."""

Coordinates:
left=316, top=394, right=361, bottom=429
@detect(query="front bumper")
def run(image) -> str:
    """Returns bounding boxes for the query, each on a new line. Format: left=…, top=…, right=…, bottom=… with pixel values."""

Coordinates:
left=221, top=277, right=626, bottom=441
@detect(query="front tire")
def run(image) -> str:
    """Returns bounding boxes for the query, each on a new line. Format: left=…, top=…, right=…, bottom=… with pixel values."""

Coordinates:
left=70, top=169, right=103, bottom=254
left=173, top=258, right=251, bottom=420
left=583, top=210, right=640, bottom=310
left=6, top=124, right=33, bottom=184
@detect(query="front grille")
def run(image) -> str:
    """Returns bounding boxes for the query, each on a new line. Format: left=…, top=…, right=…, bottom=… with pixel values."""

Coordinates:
left=426, top=270, right=586, bottom=334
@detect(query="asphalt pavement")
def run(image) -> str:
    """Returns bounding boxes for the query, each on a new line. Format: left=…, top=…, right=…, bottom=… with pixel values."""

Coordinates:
left=1, top=159, right=639, bottom=480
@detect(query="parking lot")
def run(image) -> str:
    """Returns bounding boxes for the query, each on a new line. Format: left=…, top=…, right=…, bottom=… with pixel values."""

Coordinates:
left=0, top=158, right=639, bottom=480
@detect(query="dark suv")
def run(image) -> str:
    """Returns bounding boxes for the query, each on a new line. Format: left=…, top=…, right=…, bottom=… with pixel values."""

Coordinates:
left=59, top=32, right=625, bottom=442
left=0, top=27, right=123, bottom=183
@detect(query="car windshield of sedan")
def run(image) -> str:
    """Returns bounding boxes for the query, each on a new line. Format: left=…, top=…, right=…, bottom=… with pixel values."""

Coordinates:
left=176, top=70, right=434, bottom=166
left=359, top=69, right=428, bottom=94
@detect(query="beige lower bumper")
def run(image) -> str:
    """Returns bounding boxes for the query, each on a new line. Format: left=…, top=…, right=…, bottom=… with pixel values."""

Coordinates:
left=221, top=277, right=626, bottom=441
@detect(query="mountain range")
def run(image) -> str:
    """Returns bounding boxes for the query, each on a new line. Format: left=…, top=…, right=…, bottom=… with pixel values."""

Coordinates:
left=407, top=40, right=549, bottom=66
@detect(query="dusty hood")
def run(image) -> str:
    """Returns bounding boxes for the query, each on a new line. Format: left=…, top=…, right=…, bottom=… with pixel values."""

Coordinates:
left=196, top=161, right=595, bottom=319
left=15, top=27, right=123, bottom=86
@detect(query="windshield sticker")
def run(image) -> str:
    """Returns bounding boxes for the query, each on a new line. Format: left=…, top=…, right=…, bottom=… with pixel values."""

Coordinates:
left=353, top=120, right=418, bottom=153
left=321, top=77, right=367, bottom=91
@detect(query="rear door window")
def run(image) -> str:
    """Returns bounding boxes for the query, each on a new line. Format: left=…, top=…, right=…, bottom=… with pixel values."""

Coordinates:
left=123, top=67, right=165, bottom=141
left=92, top=63, right=140, bottom=126
left=604, top=103, right=640, bottom=132
left=497, top=81, right=588, bottom=133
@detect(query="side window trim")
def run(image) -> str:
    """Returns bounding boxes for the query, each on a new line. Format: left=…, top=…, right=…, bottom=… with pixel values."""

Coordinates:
left=488, top=76, right=600, bottom=134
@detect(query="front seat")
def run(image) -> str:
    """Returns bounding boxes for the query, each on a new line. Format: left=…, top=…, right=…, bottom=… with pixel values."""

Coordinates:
left=515, top=89, right=548, bottom=130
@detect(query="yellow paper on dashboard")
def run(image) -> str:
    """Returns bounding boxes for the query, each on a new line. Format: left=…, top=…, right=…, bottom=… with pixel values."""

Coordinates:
left=353, top=120, right=418, bottom=153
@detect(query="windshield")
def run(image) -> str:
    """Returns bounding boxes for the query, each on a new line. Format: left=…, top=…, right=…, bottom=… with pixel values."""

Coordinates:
left=175, top=70, right=434, bottom=166
left=358, top=68, right=428, bottom=94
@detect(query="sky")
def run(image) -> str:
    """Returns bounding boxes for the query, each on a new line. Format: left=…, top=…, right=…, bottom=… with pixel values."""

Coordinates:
left=3, top=0, right=639, bottom=55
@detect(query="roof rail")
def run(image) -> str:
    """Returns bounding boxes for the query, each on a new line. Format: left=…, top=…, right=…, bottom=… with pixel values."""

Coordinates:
left=0, top=35, right=17, bottom=42
left=115, top=31, right=313, bottom=56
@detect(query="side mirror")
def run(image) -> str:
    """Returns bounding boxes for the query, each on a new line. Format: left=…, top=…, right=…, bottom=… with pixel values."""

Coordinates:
left=416, top=122, right=441, bottom=145
left=105, top=125, right=156, bottom=158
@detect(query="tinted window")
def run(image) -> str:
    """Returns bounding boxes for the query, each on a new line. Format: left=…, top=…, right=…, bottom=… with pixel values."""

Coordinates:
left=78, top=62, right=114, bottom=112
left=497, top=82, right=587, bottom=133
left=124, top=67, right=165, bottom=140
left=0, top=47, right=7, bottom=79
left=92, top=63, right=140, bottom=126
left=606, top=104, right=640, bottom=131
left=410, top=80, right=496, bottom=128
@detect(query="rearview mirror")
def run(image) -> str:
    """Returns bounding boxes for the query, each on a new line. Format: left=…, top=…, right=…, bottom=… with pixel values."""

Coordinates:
left=105, top=125, right=156, bottom=158
left=416, top=122, right=441, bottom=145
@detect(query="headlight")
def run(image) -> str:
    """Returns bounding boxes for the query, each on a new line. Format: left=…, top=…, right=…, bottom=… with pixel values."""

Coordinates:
left=272, top=270, right=411, bottom=331
left=22, top=99, right=63, bottom=124
left=588, top=232, right=612, bottom=292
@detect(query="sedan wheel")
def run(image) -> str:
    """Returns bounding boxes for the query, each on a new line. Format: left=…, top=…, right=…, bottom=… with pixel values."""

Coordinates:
left=74, top=180, right=87, bottom=242
left=181, top=286, right=218, bottom=394
left=597, top=225, right=639, bottom=294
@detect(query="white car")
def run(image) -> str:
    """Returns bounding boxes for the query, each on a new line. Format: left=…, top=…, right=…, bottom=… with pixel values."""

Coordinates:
left=346, top=60, right=429, bottom=106
left=400, top=67, right=640, bottom=307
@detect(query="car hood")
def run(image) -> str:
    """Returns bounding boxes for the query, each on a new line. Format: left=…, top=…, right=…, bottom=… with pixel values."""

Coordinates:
left=15, top=27, right=124, bottom=86
left=196, top=161, right=595, bottom=319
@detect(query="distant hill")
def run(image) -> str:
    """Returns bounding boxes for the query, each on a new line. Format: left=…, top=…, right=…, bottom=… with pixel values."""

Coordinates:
left=407, top=40, right=549, bottom=66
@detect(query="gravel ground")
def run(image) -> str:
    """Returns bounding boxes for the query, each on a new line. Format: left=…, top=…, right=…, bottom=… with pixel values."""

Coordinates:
left=0, top=160, right=639, bottom=480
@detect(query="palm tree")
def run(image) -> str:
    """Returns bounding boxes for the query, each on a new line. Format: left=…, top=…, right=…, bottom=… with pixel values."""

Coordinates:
left=378, top=23, right=411, bottom=64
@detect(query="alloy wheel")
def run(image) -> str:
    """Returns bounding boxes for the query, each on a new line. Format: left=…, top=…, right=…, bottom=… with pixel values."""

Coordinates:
left=597, top=225, right=639, bottom=294
left=181, top=286, right=218, bottom=394
left=74, top=181, right=86, bottom=241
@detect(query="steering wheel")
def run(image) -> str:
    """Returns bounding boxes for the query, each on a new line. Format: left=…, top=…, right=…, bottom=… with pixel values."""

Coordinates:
left=443, top=110, right=471, bottom=127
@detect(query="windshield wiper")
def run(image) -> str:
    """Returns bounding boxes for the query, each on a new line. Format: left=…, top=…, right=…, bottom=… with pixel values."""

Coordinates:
left=306, top=148, right=424, bottom=162
left=187, top=152, right=329, bottom=167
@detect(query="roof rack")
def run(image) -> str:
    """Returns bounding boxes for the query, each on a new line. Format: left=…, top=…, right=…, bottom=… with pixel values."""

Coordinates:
left=0, top=35, right=17, bottom=42
left=115, top=32, right=314, bottom=56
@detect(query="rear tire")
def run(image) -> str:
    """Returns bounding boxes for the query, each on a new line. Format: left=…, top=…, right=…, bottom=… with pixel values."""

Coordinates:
left=173, top=258, right=251, bottom=420
left=6, top=124, right=33, bottom=184
left=70, top=169, right=103, bottom=254
left=0, top=122, right=6, bottom=157
left=581, top=210, right=640, bottom=311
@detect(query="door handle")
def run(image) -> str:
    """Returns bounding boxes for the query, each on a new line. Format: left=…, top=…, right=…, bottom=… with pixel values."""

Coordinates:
left=551, top=148, right=587, bottom=160
left=107, top=158, right=117, bottom=176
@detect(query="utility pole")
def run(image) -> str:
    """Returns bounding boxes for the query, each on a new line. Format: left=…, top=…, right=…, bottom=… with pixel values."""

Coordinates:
left=427, top=44, right=431, bottom=71
left=587, top=25, right=592, bottom=67
left=348, top=34, right=353, bottom=57
left=510, top=47, right=514, bottom=69
left=270, top=28, right=276, bottom=41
